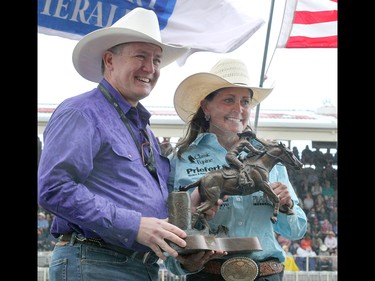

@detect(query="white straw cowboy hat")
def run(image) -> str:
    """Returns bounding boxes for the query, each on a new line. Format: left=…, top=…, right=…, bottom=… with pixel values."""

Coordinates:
left=72, top=7, right=190, bottom=82
left=38, top=212, right=46, bottom=218
left=319, top=244, right=328, bottom=252
left=174, top=58, right=274, bottom=123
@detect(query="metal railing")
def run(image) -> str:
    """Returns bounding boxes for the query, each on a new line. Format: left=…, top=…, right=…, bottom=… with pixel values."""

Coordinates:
left=38, top=252, right=337, bottom=281
left=283, top=271, right=337, bottom=281
left=38, top=267, right=337, bottom=281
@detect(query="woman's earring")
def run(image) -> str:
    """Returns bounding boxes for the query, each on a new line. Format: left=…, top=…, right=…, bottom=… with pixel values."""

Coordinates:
left=205, top=115, right=211, bottom=121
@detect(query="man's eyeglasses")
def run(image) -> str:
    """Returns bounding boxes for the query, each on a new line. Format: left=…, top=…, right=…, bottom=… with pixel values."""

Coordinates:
left=140, top=129, right=157, bottom=178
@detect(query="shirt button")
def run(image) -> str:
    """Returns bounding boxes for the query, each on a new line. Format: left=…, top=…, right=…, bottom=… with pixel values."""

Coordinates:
left=236, top=197, right=241, bottom=202
left=128, top=154, right=132, bottom=158
left=238, top=221, right=243, bottom=226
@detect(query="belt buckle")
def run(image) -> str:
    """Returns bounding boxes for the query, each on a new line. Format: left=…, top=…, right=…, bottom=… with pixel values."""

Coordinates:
left=75, top=233, right=86, bottom=241
left=75, top=233, right=102, bottom=246
left=221, top=257, right=259, bottom=281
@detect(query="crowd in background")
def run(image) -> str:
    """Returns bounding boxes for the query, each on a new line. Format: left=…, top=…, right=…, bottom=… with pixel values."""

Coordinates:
left=37, top=140, right=338, bottom=272
left=37, top=211, right=58, bottom=251
left=281, top=144, right=338, bottom=271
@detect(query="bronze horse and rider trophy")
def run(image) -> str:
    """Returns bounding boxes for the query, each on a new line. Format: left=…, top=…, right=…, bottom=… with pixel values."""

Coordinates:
left=168, top=132, right=303, bottom=255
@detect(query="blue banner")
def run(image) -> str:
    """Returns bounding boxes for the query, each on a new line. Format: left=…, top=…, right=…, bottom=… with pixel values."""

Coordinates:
left=38, top=0, right=265, bottom=66
left=38, top=0, right=177, bottom=37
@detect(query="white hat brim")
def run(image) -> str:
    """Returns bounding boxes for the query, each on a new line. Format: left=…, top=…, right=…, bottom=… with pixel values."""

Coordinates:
left=72, top=28, right=189, bottom=82
left=174, top=72, right=273, bottom=123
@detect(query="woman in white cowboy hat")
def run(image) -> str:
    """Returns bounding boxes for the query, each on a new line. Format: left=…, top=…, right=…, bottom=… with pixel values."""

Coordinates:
left=164, top=58, right=308, bottom=281
left=38, top=7, right=190, bottom=281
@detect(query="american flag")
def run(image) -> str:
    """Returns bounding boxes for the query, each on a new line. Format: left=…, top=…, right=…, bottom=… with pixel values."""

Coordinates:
left=277, top=0, right=337, bottom=48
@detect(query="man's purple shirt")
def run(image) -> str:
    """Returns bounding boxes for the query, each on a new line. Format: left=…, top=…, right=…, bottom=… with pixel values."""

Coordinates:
left=38, top=79, right=170, bottom=252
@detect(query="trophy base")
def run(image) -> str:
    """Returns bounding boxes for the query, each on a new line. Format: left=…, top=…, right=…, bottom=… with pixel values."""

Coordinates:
left=169, top=234, right=262, bottom=255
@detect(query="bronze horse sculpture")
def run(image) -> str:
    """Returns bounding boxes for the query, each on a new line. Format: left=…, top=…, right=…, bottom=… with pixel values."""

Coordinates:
left=179, top=139, right=303, bottom=228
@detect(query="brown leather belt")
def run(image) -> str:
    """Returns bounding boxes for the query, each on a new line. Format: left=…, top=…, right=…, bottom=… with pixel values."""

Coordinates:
left=59, top=233, right=159, bottom=264
left=203, top=257, right=283, bottom=278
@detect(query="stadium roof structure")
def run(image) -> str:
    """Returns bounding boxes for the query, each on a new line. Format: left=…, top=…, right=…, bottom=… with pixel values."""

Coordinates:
left=38, top=104, right=337, bottom=142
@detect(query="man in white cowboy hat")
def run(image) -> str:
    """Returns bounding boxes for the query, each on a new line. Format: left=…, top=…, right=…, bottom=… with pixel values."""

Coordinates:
left=164, top=58, right=307, bottom=281
left=317, top=244, right=333, bottom=271
left=38, top=7, right=190, bottom=281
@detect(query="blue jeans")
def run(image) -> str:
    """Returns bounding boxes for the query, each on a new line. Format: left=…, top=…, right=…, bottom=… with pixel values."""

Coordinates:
left=49, top=242, right=159, bottom=281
